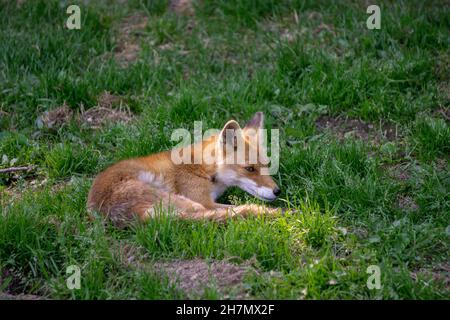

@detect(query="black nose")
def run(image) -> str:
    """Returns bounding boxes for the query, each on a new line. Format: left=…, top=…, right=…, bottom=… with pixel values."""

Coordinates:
left=273, top=187, right=281, bottom=196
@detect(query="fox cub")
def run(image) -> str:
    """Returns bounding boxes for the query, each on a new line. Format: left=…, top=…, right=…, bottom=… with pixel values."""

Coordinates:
left=87, top=112, right=281, bottom=226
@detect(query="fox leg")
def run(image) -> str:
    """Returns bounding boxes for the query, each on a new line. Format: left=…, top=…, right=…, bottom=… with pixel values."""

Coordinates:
left=146, top=193, right=234, bottom=222
left=176, top=204, right=280, bottom=222
left=155, top=193, right=279, bottom=222
left=229, top=204, right=280, bottom=218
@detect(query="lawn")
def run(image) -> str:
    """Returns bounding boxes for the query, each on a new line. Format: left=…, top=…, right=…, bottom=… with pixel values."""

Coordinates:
left=0, top=0, right=449, bottom=299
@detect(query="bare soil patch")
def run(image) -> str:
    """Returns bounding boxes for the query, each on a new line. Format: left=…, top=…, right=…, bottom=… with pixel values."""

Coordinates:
left=397, top=195, right=419, bottom=212
left=114, top=13, right=149, bottom=66
left=315, top=115, right=399, bottom=143
left=0, top=261, right=45, bottom=300
left=438, top=82, right=450, bottom=101
left=79, top=92, right=132, bottom=129
left=411, top=263, right=450, bottom=290
left=384, top=163, right=411, bottom=182
left=435, top=105, right=450, bottom=122
left=110, top=241, right=256, bottom=299
left=264, top=17, right=307, bottom=44
left=0, top=268, right=31, bottom=297
left=169, top=0, right=195, bottom=16
left=15, top=0, right=26, bottom=8
left=0, top=293, right=44, bottom=300
left=78, top=105, right=132, bottom=129
left=314, top=23, right=336, bottom=36
left=36, top=92, right=133, bottom=131
left=1, top=267, right=47, bottom=300
left=111, top=241, right=149, bottom=268
left=154, top=258, right=255, bottom=299
left=1, top=178, right=73, bottom=208
left=37, top=103, right=73, bottom=130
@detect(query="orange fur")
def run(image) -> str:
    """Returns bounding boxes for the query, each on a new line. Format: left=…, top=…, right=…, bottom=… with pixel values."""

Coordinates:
left=87, top=112, right=280, bottom=226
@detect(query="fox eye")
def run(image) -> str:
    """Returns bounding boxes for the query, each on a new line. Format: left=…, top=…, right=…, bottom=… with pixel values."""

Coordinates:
left=245, top=166, right=255, bottom=172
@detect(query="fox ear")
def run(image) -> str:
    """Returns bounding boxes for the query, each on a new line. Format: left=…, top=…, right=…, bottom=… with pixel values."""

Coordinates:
left=244, top=112, right=264, bottom=130
left=219, top=120, right=241, bottom=149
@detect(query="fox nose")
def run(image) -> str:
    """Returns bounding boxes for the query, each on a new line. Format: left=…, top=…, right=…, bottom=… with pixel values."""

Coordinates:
left=273, top=187, right=281, bottom=196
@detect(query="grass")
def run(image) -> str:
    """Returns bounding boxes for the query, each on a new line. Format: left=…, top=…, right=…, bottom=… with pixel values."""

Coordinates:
left=0, top=0, right=449, bottom=299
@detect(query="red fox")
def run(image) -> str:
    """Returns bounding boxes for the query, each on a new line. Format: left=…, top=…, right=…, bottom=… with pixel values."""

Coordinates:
left=87, top=112, right=281, bottom=226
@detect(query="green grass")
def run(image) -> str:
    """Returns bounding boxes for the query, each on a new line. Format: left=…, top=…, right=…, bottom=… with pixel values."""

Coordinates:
left=0, top=0, right=449, bottom=299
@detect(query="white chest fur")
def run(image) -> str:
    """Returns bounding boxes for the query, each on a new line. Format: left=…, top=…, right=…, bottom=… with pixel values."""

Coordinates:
left=138, top=171, right=167, bottom=190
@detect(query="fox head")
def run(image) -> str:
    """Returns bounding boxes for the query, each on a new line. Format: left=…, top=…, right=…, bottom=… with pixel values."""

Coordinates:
left=213, top=112, right=280, bottom=201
